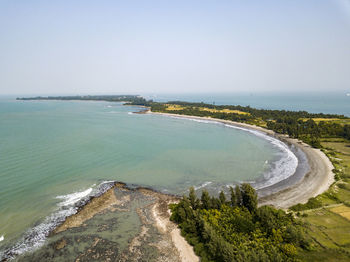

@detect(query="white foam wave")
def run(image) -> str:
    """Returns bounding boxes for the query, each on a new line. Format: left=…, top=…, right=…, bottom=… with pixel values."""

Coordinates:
left=171, top=116, right=298, bottom=189
left=194, top=181, right=212, bottom=190
left=56, top=188, right=93, bottom=207
left=128, top=112, right=133, bottom=115
left=0, top=235, right=4, bottom=242
left=1, top=181, right=116, bottom=261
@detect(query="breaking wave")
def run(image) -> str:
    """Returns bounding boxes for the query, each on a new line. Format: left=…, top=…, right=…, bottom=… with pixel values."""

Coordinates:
left=170, top=116, right=298, bottom=189
left=0, top=181, right=116, bottom=261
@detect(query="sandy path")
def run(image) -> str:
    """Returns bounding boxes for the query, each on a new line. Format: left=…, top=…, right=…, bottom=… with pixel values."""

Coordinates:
left=152, top=201, right=199, bottom=262
left=149, top=111, right=335, bottom=209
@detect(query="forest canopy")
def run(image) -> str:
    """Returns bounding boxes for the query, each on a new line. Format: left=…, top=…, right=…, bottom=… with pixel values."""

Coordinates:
left=170, top=185, right=310, bottom=262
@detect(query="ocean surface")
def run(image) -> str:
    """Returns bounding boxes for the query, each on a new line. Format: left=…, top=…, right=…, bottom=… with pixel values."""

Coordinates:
left=0, top=92, right=347, bottom=259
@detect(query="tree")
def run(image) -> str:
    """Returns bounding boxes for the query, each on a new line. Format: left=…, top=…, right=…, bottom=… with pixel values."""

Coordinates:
left=201, top=190, right=211, bottom=209
left=241, top=183, right=258, bottom=213
left=219, top=191, right=226, bottom=206
left=211, top=197, right=221, bottom=209
left=235, top=185, right=242, bottom=207
left=189, top=187, right=198, bottom=209
left=229, top=186, right=236, bottom=207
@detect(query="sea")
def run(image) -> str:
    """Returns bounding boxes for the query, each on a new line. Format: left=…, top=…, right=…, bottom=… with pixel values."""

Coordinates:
left=0, top=92, right=348, bottom=259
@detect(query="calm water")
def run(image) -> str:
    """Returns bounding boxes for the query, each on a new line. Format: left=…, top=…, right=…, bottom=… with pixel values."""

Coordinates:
left=0, top=98, right=287, bottom=257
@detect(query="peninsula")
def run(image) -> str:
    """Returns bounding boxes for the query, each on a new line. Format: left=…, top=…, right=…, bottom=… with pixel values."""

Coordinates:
left=15, top=95, right=350, bottom=261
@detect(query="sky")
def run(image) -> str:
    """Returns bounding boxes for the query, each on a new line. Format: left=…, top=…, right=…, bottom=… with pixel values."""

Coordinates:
left=0, top=0, right=349, bottom=95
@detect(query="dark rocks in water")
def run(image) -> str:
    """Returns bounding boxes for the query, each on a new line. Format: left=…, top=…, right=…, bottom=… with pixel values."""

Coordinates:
left=16, top=185, right=184, bottom=262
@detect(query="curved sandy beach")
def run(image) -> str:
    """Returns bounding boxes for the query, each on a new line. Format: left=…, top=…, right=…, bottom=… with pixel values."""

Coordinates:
left=12, top=109, right=334, bottom=262
left=149, top=111, right=335, bottom=209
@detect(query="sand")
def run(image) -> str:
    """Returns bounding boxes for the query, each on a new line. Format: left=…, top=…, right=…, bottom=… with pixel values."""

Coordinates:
left=150, top=111, right=335, bottom=209
left=151, top=199, right=199, bottom=262
left=46, top=110, right=335, bottom=261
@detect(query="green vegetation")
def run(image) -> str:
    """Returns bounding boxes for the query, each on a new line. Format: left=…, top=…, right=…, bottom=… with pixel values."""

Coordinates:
left=133, top=99, right=350, bottom=261
left=145, top=100, right=350, bottom=261
left=17, top=95, right=149, bottom=104
left=290, top=138, right=350, bottom=212
left=170, top=185, right=310, bottom=261
left=131, top=100, right=350, bottom=148
left=290, top=139, right=350, bottom=261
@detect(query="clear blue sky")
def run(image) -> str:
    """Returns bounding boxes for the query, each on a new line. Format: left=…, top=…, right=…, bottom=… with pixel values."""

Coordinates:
left=0, top=0, right=349, bottom=95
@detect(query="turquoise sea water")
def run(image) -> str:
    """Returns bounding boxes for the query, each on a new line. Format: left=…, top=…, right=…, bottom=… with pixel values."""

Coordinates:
left=0, top=98, right=291, bottom=258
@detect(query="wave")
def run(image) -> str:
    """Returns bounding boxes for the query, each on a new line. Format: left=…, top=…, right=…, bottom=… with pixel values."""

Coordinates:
left=170, top=116, right=298, bottom=189
left=0, top=181, right=116, bottom=261
left=194, top=181, right=212, bottom=190
left=56, top=187, right=93, bottom=207
left=0, top=235, right=4, bottom=242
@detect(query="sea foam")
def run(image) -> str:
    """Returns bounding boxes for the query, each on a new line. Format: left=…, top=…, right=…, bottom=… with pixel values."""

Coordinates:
left=1, top=181, right=115, bottom=261
left=194, top=181, right=213, bottom=190
left=56, top=187, right=93, bottom=207
left=171, top=116, right=298, bottom=189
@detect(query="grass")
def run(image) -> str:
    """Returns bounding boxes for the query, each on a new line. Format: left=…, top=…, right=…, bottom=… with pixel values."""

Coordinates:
left=197, top=107, right=250, bottom=115
left=294, top=139, right=350, bottom=261
left=298, top=207, right=350, bottom=260
left=164, top=104, right=250, bottom=115
left=165, top=104, right=185, bottom=111
left=300, top=118, right=350, bottom=125
left=330, top=205, right=350, bottom=221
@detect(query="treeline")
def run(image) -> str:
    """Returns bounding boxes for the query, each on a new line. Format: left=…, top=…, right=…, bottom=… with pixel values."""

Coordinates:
left=152, top=103, right=253, bottom=122
left=142, top=101, right=349, bottom=147
left=170, top=185, right=310, bottom=262
left=163, top=101, right=346, bottom=120
left=17, top=95, right=148, bottom=104
left=267, top=118, right=350, bottom=147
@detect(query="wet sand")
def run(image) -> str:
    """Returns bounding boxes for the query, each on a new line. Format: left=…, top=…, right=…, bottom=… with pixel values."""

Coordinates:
left=150, top=111, right=335, bottom=209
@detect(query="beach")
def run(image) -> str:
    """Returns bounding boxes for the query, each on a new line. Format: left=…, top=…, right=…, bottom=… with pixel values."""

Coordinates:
left=23, top=109, right=334, bottom=260
left=1, top=103, right=336, bottom=261
left=149, top=111, right=335, bottom=209
left=1, top=99, right=294, bottom=260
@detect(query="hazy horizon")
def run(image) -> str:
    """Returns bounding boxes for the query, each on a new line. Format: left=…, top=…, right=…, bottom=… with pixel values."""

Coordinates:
left=1, top=0, right=350, bottom=95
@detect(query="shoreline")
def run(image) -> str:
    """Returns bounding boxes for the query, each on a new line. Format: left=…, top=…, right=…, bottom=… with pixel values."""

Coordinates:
left=5, top=182, right=199, bottom=262
left=149, top=111, right=335, bottom=209
left=46, top=182, right=198, bottom=262
left=2, top=105, right=335, bottom=260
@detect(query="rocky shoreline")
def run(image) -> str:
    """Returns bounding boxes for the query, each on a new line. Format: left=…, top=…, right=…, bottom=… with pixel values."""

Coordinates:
left=16, top=182, right=198, bottom=262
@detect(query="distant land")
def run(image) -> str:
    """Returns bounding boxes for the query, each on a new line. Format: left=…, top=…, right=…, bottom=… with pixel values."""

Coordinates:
left=16, top=95, right=146, bottom=104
